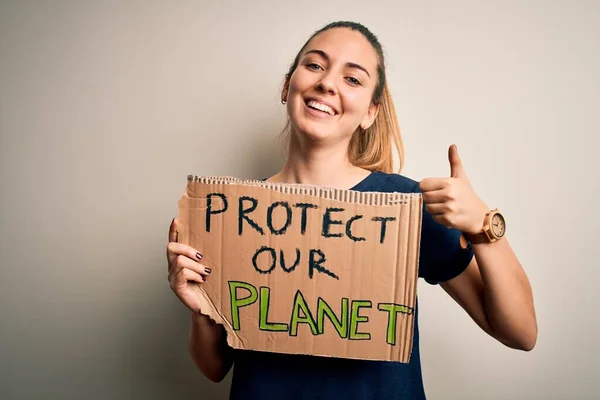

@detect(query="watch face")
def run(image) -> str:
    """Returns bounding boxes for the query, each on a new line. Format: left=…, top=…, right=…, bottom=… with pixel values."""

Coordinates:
left=491, top=213, right=506, bottom=237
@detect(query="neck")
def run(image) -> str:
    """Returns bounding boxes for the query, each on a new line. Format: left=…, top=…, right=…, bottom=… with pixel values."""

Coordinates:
left=270, top=131, right=371, bottom=190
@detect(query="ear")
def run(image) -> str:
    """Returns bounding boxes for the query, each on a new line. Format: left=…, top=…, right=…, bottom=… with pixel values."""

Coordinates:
left=360, top=103, right=380, bottom=130
left=281, top=78, right=290, bottom=103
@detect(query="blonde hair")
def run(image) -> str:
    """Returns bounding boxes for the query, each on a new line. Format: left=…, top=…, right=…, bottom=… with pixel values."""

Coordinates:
left=279, top=21, right=405, bottom=174
left=347, top=82, right=404, bottom=173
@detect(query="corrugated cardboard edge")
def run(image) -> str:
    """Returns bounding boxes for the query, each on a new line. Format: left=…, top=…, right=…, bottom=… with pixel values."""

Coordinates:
left=400, top=194, right=423, bottom=362
left=186, top=175, right=418, bottom=206
left=189, top=285, right=244, bottom=349
left=179, top=175, right=423, bottom=359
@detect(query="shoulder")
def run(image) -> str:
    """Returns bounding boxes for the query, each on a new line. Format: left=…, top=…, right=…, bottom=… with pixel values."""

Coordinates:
left=356, top=171, right=420, bottom=194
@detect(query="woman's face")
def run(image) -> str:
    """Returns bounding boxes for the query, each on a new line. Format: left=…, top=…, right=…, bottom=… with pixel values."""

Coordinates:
left=284, top=28, right=380, bottom=145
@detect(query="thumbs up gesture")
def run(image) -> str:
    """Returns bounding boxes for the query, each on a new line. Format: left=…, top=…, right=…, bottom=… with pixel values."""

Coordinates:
left=419, top=145, right=489, bottom=234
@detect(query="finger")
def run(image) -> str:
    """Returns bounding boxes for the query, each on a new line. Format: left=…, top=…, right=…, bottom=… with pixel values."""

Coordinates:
left=422, top=189, right=448, bottom=204
left=171, top=267, right=205, bottom=291
left=425, top=203, right=448, bottom=216
left=176, top=254, right=212, bottom=276
left=419, top=177, right=448, bottom=192
left=431, top=213, right=449, bottom=226
left=168, top=242, right=204, bottom=264
left=167, top=241, right=202, bottom=271
left=169, top=254, right=212, bottom=281
left=448, top=144, right=465, bottom=178
left=169, top=218, right=179, bottom=243
left=167, top=218, right=179, bottom=267
left=167, top=240, right=179, bottom=269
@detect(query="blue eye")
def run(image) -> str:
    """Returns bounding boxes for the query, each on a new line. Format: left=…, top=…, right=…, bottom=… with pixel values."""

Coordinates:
left=307, top=63, right=323, bottom=71
left=346, top=77, right=361, bottom=85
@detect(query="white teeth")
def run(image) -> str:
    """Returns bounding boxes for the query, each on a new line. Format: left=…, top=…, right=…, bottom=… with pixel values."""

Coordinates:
left=307, top=100, right=335, bottom=116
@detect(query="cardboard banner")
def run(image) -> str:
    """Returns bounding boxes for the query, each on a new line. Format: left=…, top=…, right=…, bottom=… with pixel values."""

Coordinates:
left=177, top=175, right=423, bottom=363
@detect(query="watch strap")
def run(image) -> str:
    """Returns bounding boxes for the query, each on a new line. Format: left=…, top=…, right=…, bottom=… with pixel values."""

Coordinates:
left=464, top=231, right=491, bottom=245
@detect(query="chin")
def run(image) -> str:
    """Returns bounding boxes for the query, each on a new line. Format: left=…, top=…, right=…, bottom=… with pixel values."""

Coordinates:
left=290, top=120, right=332, bottom=142
left=292, top=121, right=335, bottom=143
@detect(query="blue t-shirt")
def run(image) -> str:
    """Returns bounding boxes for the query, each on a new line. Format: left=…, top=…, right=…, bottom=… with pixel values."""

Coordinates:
left=229, top=171, right=474, bottom=400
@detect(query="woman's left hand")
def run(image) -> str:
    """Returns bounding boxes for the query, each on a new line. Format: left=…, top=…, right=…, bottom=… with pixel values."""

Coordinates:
left=418, top=144, right=489, bottom=234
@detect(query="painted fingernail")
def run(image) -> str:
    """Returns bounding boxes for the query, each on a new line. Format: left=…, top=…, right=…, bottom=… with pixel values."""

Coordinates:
left=196, top=252, right=203, bottom=260
left=205, top=267, right=212, bottom=274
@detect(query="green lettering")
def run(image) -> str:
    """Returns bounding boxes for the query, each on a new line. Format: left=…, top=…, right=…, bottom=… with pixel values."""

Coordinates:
left=349, top=300, right=372, bottom=340
left=377, top=303, right=412, bottom=345
left=259, top=287, right=289, bottom=332
left=317, top=297, right=348, bottom=338
left=229, top=281, right=258, bottom=331
left=289, top=290, right=318, bottom=336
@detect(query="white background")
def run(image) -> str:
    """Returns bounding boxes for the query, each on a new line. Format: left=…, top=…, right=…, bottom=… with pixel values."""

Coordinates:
left=1, top=1, right=598, bottom=399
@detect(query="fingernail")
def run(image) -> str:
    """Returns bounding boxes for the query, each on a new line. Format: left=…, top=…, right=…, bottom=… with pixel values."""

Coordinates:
left=196, top=252, right=203, bottom=260
left=205, top=267, right=212, bottom=274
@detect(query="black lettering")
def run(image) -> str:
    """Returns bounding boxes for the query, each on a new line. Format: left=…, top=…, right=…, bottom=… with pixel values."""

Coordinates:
left=206, top=193, right=228, bottom=232
left=294, top=203, right=318, bottom=235
left=371, top=216, right=397, bottom=244
left=346, top=215, right=365, bottom=242
left=267, top=201, right=292, bottom=235
left=252, top=246, right=276, bottom=274
left=309, top=249, right=339, bottom=280
left=280, top=248, right=301, bottom=273
left=322, top=207, right=344, bottom=238
left=239, top=196, right=264, bottom=235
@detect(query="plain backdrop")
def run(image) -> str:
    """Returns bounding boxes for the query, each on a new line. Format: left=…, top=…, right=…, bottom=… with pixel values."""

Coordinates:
left=1, top=1, right=598, bottom=399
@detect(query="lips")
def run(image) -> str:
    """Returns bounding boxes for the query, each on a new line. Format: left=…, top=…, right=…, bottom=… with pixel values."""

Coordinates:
left=304, top=98, right=339, bottom=116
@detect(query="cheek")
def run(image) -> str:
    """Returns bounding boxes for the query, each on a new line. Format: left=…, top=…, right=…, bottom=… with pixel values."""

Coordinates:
left=288, top=69, right=311, bottom=95
left=288, top=78, right=300, bottom=96
left=341, top=90, right=372, bottom=116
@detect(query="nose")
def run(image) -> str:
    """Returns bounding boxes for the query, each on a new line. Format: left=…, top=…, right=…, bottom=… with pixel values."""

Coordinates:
left=315, top=73, right=337, bottom=95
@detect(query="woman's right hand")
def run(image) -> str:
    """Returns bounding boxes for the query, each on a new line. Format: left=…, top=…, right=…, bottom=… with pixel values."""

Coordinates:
left=167, top=218, right=212, bottom=313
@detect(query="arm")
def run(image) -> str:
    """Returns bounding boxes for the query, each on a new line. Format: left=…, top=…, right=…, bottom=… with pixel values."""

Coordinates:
left=189, top=312, right=234, bottom=382
left=441, top=237, right=537, bottom=350
left=167, top=218, right=234, bottom=382
left=419, top=144, right=537, bottom=351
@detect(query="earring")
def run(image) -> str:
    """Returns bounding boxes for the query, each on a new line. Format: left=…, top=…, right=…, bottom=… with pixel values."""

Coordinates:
left=281, top=99, right=287, bottom=104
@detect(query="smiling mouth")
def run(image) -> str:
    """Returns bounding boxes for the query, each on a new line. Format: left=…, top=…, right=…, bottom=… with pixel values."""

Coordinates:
left=305, top=99, right=337, bottom=116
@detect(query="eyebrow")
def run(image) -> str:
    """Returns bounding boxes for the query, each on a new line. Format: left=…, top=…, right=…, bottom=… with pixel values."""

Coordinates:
left=303, top=49, right=371, bottom=78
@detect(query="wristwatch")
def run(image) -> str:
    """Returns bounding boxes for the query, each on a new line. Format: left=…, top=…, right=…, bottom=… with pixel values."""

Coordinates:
left=462, top=208, right=506, bottom=246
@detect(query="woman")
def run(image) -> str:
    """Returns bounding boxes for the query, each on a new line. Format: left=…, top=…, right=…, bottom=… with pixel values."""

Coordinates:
left=166, top=21, right=537, bottom=399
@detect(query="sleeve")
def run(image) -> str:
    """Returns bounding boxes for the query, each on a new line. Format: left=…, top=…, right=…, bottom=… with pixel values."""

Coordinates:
left=412, top=182, right=475, bottom=285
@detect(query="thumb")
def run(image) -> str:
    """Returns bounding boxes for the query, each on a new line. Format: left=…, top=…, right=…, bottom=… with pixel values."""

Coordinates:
left=169, top=218, right=179, bottom=243
left=448, top=144, right=465, bottom=178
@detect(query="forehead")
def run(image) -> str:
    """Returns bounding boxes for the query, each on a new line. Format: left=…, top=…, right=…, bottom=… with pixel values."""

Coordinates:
left=303, top=28, right=379, bottom=73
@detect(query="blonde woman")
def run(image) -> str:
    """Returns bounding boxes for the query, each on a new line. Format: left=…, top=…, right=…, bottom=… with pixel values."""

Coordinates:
left=166, top=21, right=537, bottom=400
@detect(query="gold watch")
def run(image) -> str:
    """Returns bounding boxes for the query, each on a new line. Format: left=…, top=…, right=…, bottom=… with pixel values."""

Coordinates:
left=464, top=208, right=506, bottom=245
